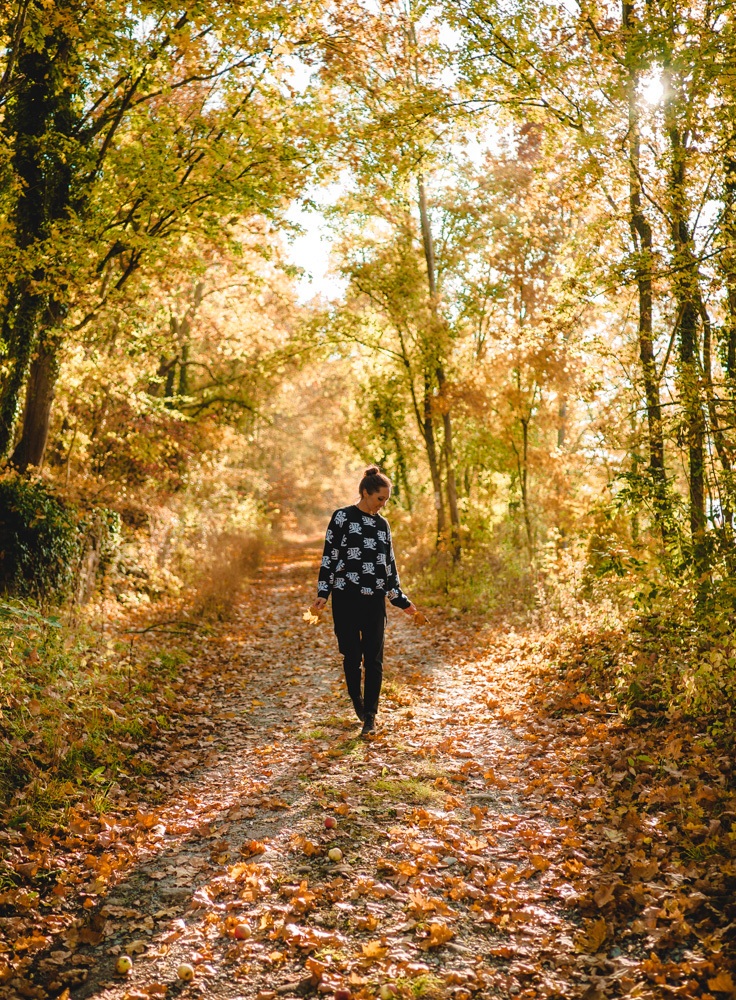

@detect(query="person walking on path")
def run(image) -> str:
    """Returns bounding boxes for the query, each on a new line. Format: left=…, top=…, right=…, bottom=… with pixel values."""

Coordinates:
left=311, top=466, right=422, bottom=736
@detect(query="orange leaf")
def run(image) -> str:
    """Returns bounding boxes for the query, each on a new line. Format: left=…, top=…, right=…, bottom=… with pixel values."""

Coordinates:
left=418, top=922, right=454, bottom=950
left=361, top=940, right=388, bottom=960
left=240, top=840, right=266, bottom=857
left=575, top=917, right=608, bottom=954
left=593, top=883, right=617, bottom=908
left=571, top=692, right=591, bottom=710
left=306, top=957, right=327, bottom=983
left=707, top=971, right=735, bottom=993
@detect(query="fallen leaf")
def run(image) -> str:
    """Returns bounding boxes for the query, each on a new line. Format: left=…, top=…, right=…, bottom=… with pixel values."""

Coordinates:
left=593, top=883, right=617, bottom=908
left=361, top=940, right=388, bottom=960
left=418, top=922, right=454, bottom=950
left=708, top=971, right=735, bottom=993
left=575, top=917, right=607, bottom=954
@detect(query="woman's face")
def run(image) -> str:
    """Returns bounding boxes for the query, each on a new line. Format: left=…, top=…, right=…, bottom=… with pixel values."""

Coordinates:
left=361, top=486, right=391, bottom=514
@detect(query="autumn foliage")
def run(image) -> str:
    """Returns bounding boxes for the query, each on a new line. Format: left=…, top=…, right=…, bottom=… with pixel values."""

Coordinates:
left=1, top=2, right=736, bottom=999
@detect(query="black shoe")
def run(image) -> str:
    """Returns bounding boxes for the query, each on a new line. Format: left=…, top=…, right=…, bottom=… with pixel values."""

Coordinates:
left=352, top=698, right=365, bottom=722
left=361, top=714, right=376, bottom=736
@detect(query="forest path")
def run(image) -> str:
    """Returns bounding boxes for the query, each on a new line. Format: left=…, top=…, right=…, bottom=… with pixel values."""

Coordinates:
left=20, top=547, right=730, bottom=1000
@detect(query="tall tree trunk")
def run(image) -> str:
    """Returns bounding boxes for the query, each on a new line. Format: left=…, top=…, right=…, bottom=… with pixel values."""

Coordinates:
left=622, top=1, right=670, bottom=539
left=11, top=329, right=62, bottom=471
left=662, top=54, right=709, bottom=580
left=423, top=373, right=447, bottom=544
left=520, top=417, right=533, bottom=556
left=0, top=4, right=76, bottom=460
left=0, top=285, right=44, bottom=458
left=417, top=177, right=461, bottom=560
left=395, top=334, right=444, bottom=536
left=438, top=373, right=461, bottom=558
left=678, top=295, right=708, bottom=569
left=721, top=155, right=736, bottom=412
left=663, top=60, right=708, bottom=575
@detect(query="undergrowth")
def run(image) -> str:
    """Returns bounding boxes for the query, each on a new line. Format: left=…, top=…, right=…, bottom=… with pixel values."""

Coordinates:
left=539, top=570, right=736, bottom=734
left=0, top=472, right=119, bottom=601
left=407, top=525, right=736, bottom=731
left=0, top=505, right=268, bottom=828
left=0, top=601, right=186, bottom=828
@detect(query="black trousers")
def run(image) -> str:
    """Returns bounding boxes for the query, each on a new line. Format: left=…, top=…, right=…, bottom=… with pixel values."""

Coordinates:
left=331, top=589, right=386, bottom=718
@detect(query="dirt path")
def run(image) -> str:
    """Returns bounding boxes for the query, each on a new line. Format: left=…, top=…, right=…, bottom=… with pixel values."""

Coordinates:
left=8, top=548, right=735, bottom=1000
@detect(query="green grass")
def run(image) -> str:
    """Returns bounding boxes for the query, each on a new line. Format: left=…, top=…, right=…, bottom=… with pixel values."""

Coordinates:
left=395, top=972, right=446, bottom=998
left=298, top=727, right=327, bottom=741
left=370, top=777, right=443, bottom=804
left=411, top=759, right=449, bottom=780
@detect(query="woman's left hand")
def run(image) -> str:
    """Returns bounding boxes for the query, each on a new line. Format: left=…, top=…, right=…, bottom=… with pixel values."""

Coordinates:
left=403, top=603, right=428, bottom=625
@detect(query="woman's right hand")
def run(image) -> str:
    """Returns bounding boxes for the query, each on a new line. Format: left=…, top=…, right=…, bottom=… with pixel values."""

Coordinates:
left=311, top=598, right=327, bottom=612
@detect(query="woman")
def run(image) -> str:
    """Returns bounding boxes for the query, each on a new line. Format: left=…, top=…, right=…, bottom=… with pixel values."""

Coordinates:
left=311, top=466, right=420, bottom=736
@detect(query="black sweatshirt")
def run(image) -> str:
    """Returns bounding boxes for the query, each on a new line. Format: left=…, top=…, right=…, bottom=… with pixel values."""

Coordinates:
left=317, top=505, right=411, bottom=608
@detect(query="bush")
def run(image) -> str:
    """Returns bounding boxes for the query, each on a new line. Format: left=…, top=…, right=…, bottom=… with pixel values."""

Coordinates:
left=0, top=604, right=184, bottom=827
left=0, top=473, right=119, bottom=601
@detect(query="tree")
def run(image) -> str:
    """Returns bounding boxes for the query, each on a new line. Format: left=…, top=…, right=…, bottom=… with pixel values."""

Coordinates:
left=319, top=0, right=463, bottom=555
left=448, top=0, right=736, bottom=576
left=0, top=0, right=325, bottom=468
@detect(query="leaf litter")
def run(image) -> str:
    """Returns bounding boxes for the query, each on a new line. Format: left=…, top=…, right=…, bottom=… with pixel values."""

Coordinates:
left=1, top=549, right=734, bottom=999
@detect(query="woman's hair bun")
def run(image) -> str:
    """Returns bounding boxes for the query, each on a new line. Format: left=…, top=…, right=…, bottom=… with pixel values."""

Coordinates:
left=359, top=465, right=392, bottom=495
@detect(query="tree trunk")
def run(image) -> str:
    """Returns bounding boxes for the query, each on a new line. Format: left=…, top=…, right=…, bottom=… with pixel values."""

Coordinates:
left=0, top=4, right=76, bottom=460
left=678, top=296, right=707, bottom=568
left=0, top=284, right=44, bottom=458
left=623, top=1, right=669, bottom=538
left=417, top=177, right=461, bottom=560
left=11, top=330, right=62, bottom=471
left=520, top=417, right=533, bottom=556
left=663, top=59, right=708, bottom=575
left=721, top=155, right=736, bottom=413
left=423, top=374, right=447, bottom=544
left=557, top=397, right=567, bottom=449
left=178, top=342, right=190, bottom=397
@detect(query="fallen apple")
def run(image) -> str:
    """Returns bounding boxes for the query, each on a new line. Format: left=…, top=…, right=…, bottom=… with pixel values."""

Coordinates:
left=115, top=955, right=133, bottom=975
left=177, top=963, right=195, bottom=981
left=327, top=847, right=343, bottom=862
left=324, top=816, right=337, bottom=829
left=233, top=923, right=252, bottom=940
left=379, top=986, right=396, bottom=1000
left=334, top=990, right=351, bottom=1000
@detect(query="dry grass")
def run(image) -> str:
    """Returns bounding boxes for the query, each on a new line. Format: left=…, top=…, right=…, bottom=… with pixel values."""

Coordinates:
left=190, top=529, right=267, bottom=619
